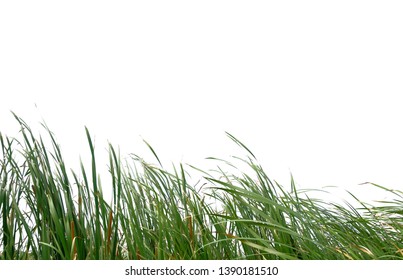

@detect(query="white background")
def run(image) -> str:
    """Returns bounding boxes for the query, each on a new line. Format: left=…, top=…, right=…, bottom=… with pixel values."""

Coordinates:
left=0, top=260, right=401, bottom=280
left=1, top=1, right=402, bottom=203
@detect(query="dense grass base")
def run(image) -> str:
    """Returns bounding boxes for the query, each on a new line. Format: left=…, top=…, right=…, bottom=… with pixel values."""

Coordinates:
left=1, top=114, right=402, bottom=260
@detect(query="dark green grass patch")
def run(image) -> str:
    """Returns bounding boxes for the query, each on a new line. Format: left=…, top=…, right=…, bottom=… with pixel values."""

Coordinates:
left=1, top=114, right=402, bottom=260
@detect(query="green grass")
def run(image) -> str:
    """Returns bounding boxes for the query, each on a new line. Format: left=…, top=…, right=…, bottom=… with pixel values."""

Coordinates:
left=1, top=113, right=402, bottom=260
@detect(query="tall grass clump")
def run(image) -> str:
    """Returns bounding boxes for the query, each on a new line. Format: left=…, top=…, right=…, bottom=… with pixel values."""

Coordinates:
left=1, top=114, right=402, bottom=260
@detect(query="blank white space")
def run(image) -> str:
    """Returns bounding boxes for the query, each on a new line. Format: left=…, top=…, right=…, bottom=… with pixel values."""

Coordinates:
left=1, top=1, right=402, bottom=203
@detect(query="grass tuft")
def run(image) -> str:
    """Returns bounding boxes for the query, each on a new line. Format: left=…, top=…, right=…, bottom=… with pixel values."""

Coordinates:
left=0, top=115, right=402, bottom=260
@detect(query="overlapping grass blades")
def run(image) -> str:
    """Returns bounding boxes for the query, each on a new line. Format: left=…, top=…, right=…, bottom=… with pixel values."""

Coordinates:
left=0, top=114, right=402, bottom=259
